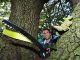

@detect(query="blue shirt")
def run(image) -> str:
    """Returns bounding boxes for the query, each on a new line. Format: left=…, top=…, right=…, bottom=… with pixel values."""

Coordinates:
left=39, top=35, right=59, bottom=48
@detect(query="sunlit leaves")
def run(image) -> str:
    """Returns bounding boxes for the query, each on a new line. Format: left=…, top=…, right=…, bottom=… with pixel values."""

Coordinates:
left=39, top=0, right=72, bottom=29
left=0, top=2, right=11, bottom=20
left=0, top=2, right=11, bottom=27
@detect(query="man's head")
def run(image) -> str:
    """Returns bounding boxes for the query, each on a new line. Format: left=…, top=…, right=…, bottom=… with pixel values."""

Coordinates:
left=42, top=28, right=51, bottom=40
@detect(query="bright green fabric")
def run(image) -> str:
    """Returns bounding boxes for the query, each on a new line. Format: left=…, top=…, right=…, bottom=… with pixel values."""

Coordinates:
left=63, top=16, right=73, bottom=20
left=2, top=29, right=32, bottom=43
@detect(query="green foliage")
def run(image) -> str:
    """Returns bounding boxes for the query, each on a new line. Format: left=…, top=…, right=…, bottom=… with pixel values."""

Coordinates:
left=39, top=0, right=72, bottom=30
left=0, top=0, right=10, bottom=2
left=0, top=2, right=11, bottom=25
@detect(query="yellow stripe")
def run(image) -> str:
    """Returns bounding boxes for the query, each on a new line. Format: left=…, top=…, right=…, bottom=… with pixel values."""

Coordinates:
left=2, top=29, right=32, bottom=43
left=63, top=16, right=73, bottom=20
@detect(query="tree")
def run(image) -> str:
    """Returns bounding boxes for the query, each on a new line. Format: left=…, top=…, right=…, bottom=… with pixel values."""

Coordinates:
left=0, top=0, right=80, bottom=60
left=47, top=0, right=80, bottom=60
left=0, top=0, right=49, bottom=60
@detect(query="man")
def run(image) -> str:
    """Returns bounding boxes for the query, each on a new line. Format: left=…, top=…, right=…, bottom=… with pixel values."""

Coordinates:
left=39, top=28, right=59, bottom=53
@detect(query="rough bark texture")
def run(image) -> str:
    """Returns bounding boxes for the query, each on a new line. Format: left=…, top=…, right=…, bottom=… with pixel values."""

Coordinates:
left=47, top=2, right=80, bottom=60
left=0, top=0, right=49, bottom=60
left=71, top=0, right=80, bottom=6
left=0, top=0, right=80, bottom=60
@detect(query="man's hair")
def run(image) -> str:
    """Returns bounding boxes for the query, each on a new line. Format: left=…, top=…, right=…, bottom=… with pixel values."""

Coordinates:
left=42, top=28, right=51, bottom=33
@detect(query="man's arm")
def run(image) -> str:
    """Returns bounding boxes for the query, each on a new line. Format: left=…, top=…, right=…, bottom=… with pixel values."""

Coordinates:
left=50, top=35, right=60, bottom=43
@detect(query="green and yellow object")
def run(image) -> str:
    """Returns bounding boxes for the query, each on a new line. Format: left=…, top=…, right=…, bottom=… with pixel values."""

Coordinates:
left=63, top=16, right=73, bottom=20
left=2, top=29, right=32, bottom=43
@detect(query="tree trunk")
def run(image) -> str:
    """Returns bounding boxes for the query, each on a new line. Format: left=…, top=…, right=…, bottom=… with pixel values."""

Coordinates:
left=71, top=0, right=80, bottom=6
left=1, top=0, right=80, bottom=60
left=48, top=1, right=80, bottom=60
left=0, top=0, right=49, bottom=60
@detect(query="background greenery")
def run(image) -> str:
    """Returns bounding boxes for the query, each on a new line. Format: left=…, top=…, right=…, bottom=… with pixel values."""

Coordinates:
left=0, top=0, right=73, bottom=41
left=1, top=0, right=80, bottom=60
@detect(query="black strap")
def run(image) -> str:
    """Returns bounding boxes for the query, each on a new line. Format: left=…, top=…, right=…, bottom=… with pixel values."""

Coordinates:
left=2, top=20, right=44, bottom=51
left=2, top=20, right=57, bottom=58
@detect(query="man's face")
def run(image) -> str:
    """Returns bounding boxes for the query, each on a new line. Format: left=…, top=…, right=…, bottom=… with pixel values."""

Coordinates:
left=42, top=30, right=51, bottom=40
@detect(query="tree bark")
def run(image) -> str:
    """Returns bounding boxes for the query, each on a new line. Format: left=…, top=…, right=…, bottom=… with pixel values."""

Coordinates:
left=0, top=0, right=49, bottom=60
left=47, top=1, right=80, bottom=60
left=1, top=0, right=80, bottom=60
left=71, top=0, right=80, bottom=6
